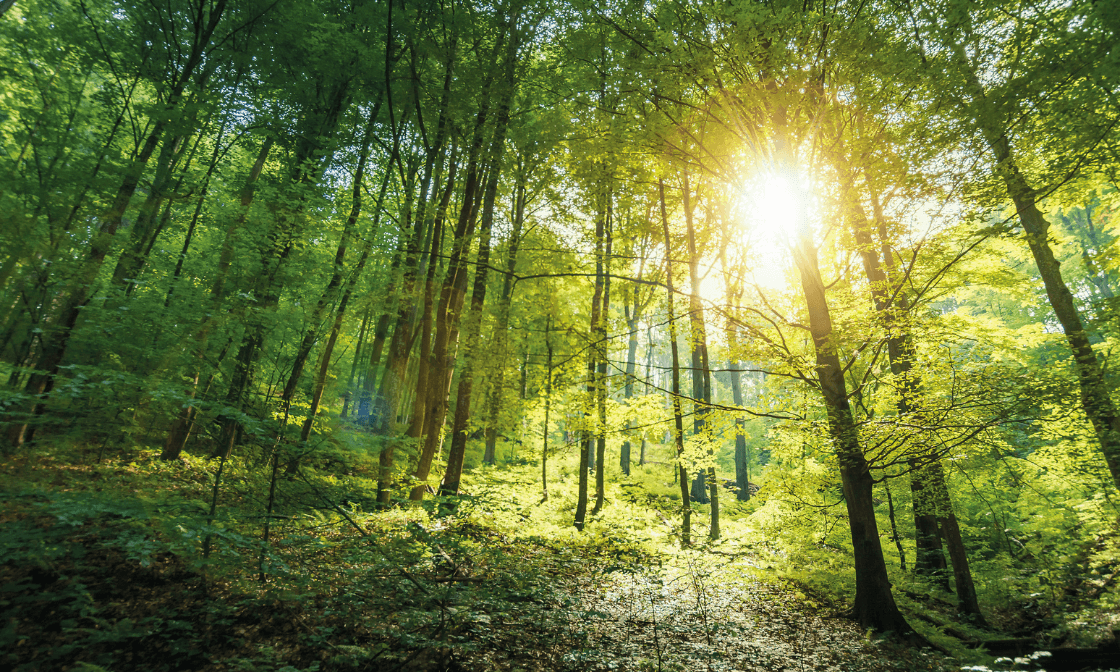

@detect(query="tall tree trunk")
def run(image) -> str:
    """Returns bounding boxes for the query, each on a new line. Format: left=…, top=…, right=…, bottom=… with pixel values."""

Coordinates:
left=620, top=231, right=650, bottom=477
left=443, top=47, right=518, bottom=495
left=660, top=178, right=691, bottom=547
left=929, top=461, right=985, bottom=623
left=7, top=125, right=171, bottom=446
left=840, top=154, right=953, bottom=587
left=574, top=190, right=607, bottom=531
left=483, top=158, right=527, bottom=464
left=592, top=202, right=612, bottom=515
left=541, top=314, right=553, bottom=502
left=110, top=128, right=189, bottom=294
left=790, top=170, right=913, bottom=634
left=392, top=29, right=506, bottom=505
left=276, top=102, right=381, bottom=440
left=341, top=306, right=372, bottom=418
left=213, top=76, right=353, bottom=459
left=290, top=124, right=390, bottom=470
left=717, top=212, right=751, bottom=503
left=850, top=153, right=982, bottom=617
left=369, top=36, right=456, bottom=442
left=356, top=254, right=402, bottom=422
left=164, top=106, right=238, bottom=310
left=728, top=351, right=750, bottom=502
left=405, top=146, right=458, bottom=483
left=440, top=169, right=500, bottom=495
left=680, top=175, right=718, bottom=539
left=620, top=291, right=640, bottom=477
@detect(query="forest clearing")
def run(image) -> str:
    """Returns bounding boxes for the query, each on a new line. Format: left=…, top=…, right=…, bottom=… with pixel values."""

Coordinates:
left=3, top=0, right=1120, bottom=668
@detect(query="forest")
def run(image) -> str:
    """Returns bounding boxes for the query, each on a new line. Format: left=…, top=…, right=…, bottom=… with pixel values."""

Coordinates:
left=2, top=0, right=1120, bottom=669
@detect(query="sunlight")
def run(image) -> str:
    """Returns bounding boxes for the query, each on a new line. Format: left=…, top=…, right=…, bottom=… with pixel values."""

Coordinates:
left=731, top=173, right=806, bottom=291
left=753, top=174, right=801, bottom=238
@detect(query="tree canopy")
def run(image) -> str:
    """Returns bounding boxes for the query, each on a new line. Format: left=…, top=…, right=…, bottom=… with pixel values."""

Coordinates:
left=3, top=0, right=1120, bottom=664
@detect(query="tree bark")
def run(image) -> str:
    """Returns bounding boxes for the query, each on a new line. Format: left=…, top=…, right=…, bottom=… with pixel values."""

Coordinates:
left=681, top=175, right=718, bottom=539
left=212, top=75, right=353, bottom=459
left=541, top=314, right=553, bottom=502
left=620, top=233, right=650, bottom=477
left=728, top=351, right=750, bottom=502
left=660, top=178, right=691, bottom=547
left=276, top=102, right=381, bottom=442
left=790, top=170, right=913, bottom=635
left=290, top=123, right=391, bottom=471
left=592, top=204, right=612, bottom=516
left=441, top=112, right=510, bottom=495
left=575, top=187, right=607, bottom=531
left=483, top=158, right=527, bottom=464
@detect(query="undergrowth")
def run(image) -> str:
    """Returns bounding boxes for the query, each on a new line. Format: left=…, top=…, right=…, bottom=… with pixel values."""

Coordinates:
left=1, top=439, right=1116, bottom=671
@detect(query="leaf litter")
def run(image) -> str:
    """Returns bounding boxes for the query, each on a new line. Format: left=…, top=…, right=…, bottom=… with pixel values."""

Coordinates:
left=551, top=553, right=956, bottom=672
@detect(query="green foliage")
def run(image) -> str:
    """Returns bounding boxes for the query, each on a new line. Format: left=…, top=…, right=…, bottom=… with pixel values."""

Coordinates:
left=3, top=0, right=1120, bottom=666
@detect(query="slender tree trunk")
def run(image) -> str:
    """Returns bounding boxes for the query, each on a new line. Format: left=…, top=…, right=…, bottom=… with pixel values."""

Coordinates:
left=164, top=110, right=236, bottom=309
left=620, top=233, right=650, bottom=477
left=291, top=146, right=390, bottom=475
left=541, top=314, right=553, bottom=502
left=574, top=193, right=607, bottom=531
left=728, top=353, right=750, bottom=501
left=356, top=262, right=400, bottom=421
left=398, top=29, right=507, bottom=504
left=6, top=125, right=174, bottom=445
left=442, top=28, right=521, bottom=496
left=841, top=154, right=954, bottom=586
left=405, top=148, right=458, bottom=496
left=275, top=101, right=381, bottom=440
left=483, top=160, right=527, bottom=464
left=854, top=158, right=982, bottom=615
left=930, top=459, right=985, bottom=624
left=110, top=129, right=189, bottom=293
left=620, top=296, right=639, bottom=476
left=405, top=162, right=452, bottom=432
left=2, top=10, right=233, bottom=446
left=999, top=147, right=1120, bottom=484
left=592, top=204, right=612, bottom=515
left=680, top=176, right=718, bottom=539
left=883, top=480, right=907, bottom=571
left=660, top=178, right=691, bottom=547
left=370, top=40, right=456, bottom=445
left=718, top=222, right=751, bottom=502
left=341, top=307, right=372, bottom=418
left=441, top=123, right=509, bottom=495
left=942, top=511, right=982, bottom=618
left=213, top=77, right=353, bottom=459
left=412, top=88, right=496, bottom=500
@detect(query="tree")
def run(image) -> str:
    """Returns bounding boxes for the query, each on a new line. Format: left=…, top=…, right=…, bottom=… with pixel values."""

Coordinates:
left=911, top=0, right=1120, bottom=490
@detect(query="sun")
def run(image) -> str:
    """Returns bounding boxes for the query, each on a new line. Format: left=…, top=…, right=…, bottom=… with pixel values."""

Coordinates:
left=730, top=173, right=806, bottom=291
left=738, top=173, right=803, bottom=240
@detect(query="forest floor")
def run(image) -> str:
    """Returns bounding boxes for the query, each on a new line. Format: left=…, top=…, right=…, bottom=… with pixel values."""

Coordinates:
left=551, top=556, right=953, bottom=672
left=0, top=447, right=971, bottom=672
